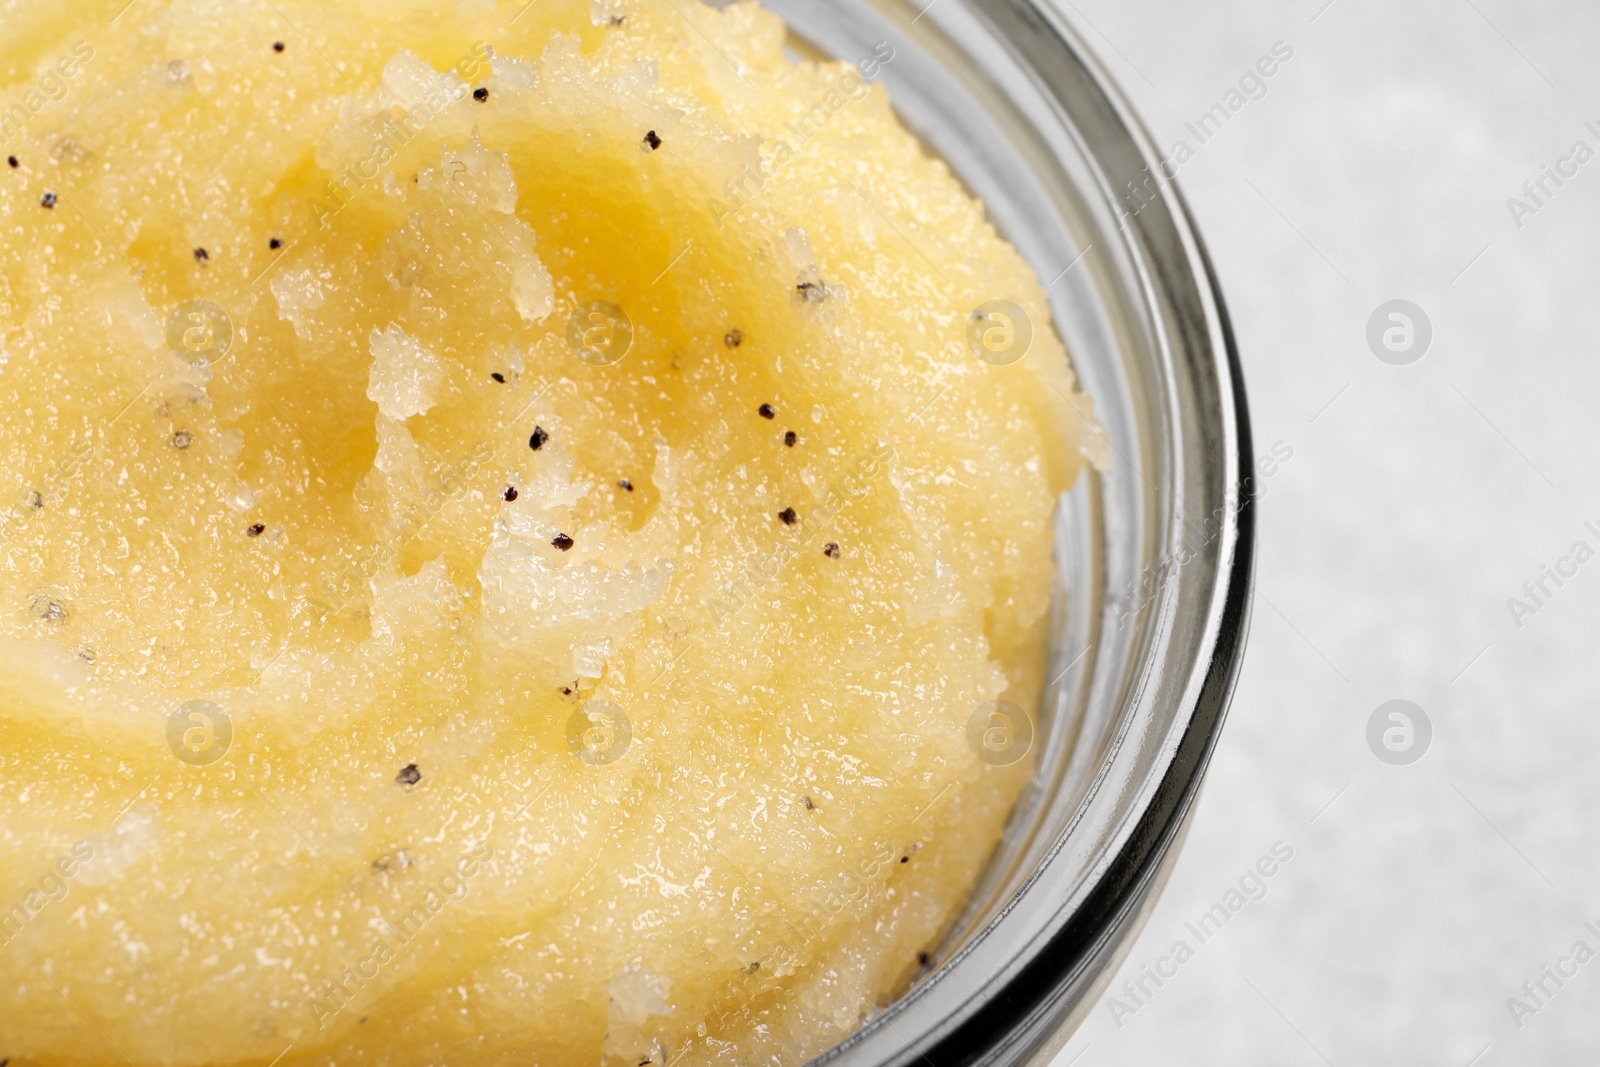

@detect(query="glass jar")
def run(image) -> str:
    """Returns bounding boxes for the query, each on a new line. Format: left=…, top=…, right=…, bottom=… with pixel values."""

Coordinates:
left=760, top=0, right=1257, bottom=1062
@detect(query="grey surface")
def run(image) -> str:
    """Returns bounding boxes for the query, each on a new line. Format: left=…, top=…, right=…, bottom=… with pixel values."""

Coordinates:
left=1044, top=1, right=1600, bottom=1064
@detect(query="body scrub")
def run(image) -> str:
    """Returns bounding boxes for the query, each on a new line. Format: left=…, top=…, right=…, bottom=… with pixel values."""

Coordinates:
left=0, top=0, right=1102, bottom=1063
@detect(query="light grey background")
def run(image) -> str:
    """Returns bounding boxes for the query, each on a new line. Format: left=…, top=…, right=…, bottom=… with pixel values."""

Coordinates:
left=1043, top=1, right=1600, bottom=1064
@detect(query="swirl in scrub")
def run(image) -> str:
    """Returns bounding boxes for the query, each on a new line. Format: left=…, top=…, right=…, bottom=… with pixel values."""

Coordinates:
left=0, top=0, right=1102, bottom=1063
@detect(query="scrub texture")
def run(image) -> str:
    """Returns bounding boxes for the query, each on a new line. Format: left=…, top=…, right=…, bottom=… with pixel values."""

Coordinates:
left=0, top=0, right=1102, bottom=1063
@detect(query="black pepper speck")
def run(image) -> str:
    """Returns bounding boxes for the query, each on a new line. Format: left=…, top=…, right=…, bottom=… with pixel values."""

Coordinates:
left=778, top=507, right=797, bottom=526
left=823, top=542, right=840, bottom=559
left=491, top=372, right=506, bottom=383
left=194, top=247, right=209, bottom=262
left=644, top=130, right=662, bottom=151
left=552, top=533, right=574, bottom=551
left=502, top=486, right=518, bottom=502
left=269, top=237, right=283, bottom=250
left=617, top=478, right=633, bottom=492
left=473, top=87, right=490, bottom=102
left=528, top=426, right=549, bottom=451
left=724, top=329, right=742, bottom=348
left=247, top=523, right=265, bottom=537
left=273, top=41, right=285, bottom=52
left=6, top=156, right=17, bottom=168
left=40, top=192, right=56, bottom=208
left=758, top=403, right=775, bottom=419
left=784, top=431, right=797, bottom=447
left=396, top=763, right=421, bottom=785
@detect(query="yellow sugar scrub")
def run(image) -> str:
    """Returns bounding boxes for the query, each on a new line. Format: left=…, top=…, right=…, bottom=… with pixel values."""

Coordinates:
left=0, top=0, right=1104, bottom=1064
